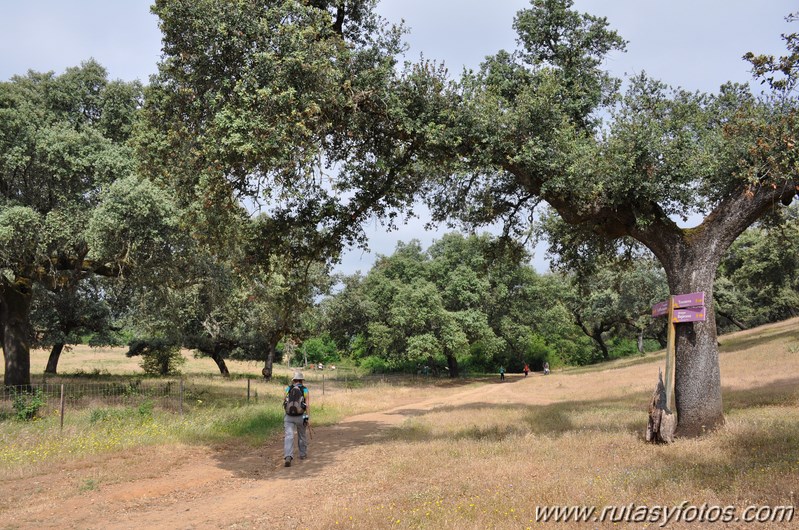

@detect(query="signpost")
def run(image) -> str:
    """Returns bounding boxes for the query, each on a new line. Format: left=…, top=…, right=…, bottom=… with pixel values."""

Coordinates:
left=672, top=291, right=705, bottom=309
left=651, top=300, right=668, bottom=318
left=664, top=296, right=677, bottom=415
left=651, top=291, right=707, bottom=420
left=672, top=307, right=706, bottom=323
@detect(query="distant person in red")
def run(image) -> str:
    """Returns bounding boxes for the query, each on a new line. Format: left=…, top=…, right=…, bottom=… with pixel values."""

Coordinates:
left=523, top=363, right=530, bottom=377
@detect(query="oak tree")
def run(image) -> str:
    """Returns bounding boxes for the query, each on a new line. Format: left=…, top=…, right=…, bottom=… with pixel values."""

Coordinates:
left=421, top=0, right=798, bottom=435
left=0, top=61, right=179, bottom=386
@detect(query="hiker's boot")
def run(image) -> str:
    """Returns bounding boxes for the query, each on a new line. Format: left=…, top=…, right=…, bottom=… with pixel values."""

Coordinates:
left=284, top=457, right=292, bottom=467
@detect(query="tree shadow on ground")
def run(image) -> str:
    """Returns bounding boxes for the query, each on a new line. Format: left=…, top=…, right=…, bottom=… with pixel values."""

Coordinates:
left=651, top=416, right=799, bottom=502
left=384, top=395, right=649, bottom=443
left=719, top=327, right=799, bottom=353
left=722, top=376, right=799, bottom=410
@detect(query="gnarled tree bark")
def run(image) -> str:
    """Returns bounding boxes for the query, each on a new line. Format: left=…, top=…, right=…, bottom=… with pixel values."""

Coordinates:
left=1, top=279, right=34, bottom=387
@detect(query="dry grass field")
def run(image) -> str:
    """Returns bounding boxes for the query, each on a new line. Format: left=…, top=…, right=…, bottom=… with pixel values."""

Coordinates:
left=1, top=317, right=798, bottom=529
left=26, top=345, right=276, bottom=380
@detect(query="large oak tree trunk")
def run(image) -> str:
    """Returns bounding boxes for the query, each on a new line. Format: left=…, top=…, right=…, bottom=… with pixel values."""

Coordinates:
left=1, top=281, right=33, bottom=388
left=45, top=343, right=65, bottom=374
left=625, top=185, right=793, bottom=438
left=657, top=242, right=725, bottom=438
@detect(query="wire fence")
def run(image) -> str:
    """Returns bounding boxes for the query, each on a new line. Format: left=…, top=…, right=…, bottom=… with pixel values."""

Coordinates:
left=0, top=381, right=184, bottom=423
left=0, top=367, right=460, bottom=426
left=0, top=378, right=284, bottom=423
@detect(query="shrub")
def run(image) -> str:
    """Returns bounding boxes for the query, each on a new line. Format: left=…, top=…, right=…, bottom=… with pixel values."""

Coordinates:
left=300, top=335, right=340, bottom=364
left=127, top=339, right=186, bottom=376
left=141, top=346, right=185, bottom=375
left=138, top=400, right=154, bottom=418
left=608, top=337, right=641, bottom=359
left=12, top=388, right=46, bottom=420
left=359, top=355, right=390, bottom=374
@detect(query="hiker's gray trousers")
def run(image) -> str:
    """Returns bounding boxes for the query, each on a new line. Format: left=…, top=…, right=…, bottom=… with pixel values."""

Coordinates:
left=283, top=414, right=307, bottom=459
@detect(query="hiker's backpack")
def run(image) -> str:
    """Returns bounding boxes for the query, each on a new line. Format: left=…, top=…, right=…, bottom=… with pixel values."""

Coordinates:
left=284, top=384, right=306, bottom=416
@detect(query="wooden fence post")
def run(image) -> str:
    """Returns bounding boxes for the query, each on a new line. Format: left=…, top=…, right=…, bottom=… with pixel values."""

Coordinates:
left=59, top=384, right=65, bottom=432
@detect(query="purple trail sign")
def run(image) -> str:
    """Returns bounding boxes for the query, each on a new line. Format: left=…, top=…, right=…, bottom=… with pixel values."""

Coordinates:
left=672, top=291, right=705, bottom=309
left=672, top=306, right=707, bottom=323
left=651, top=301, right=669, bottom=317
left=652, top=292, right=706, bottom=320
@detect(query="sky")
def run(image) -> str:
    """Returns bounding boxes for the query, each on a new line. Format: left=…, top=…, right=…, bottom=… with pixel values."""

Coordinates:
left=1, top=0, right=795, bottom=274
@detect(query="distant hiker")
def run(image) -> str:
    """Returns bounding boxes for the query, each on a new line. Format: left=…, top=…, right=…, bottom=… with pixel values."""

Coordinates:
left=283, top=371, right=310, bottom=467
left=543, top=362, right=550, bottom=375
left=499, top=366, right=505, bottom=381
left=523, top=363, right=530, bottom=377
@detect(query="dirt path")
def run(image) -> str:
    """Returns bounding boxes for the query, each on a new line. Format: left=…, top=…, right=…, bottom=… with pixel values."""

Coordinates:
left=3, top=377, right=552, bottom=530
left=4, top=317, right=797, bottom=529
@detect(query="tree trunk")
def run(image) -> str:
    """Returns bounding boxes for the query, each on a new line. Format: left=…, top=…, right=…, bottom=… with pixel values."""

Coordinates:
left=574, top=315, right=611, bottom=360
left=445, top=351, right=459, bottom=378
left=45, top=343, right=65, bottom=374
left=210, top=347, right=230, bottom=377
left=262, top=334, right=280, bottom=380
left=592, top=328, right=610, bottom=360
left=1, top=281, right=33, bottom=388
left=637, top=329, right=645, bottom=354
left=658, top=249, right=725, bottom=438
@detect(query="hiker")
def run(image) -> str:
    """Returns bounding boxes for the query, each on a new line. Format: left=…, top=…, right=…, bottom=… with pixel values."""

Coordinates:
left=543, top=361, right=550, bottom=375
left=499, top=365, right=505, bottom=381
left=283, top=370, right=310, bottom=467
left=523, top=363, right=530, bottom=377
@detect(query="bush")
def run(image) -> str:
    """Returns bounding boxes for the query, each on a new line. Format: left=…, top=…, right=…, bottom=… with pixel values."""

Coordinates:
left=90, top=408, right=131, bottom=424
left=359, top=355, right=390, bottom=374
left=141, top=346, right=185, bottom=375
left=128, top=339, right=186, bottom=376
left=138, top=400, right=154, bottom=418
left=300, top=336, right=340, bottom=364
left=608, top=337, right=641, bottom=359
left=12, top=388, right=46, bottom=420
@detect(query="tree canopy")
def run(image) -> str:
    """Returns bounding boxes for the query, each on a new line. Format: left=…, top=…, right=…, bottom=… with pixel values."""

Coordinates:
left=322, top=233, right=591, bottom=375
left=0, top=61, right=179, bottom=386
left=137, top=0, right=444, bottom=261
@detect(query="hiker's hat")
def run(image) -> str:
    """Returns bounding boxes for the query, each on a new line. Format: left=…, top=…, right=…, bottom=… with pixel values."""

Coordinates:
left=292, top=370, right=305, bottom=381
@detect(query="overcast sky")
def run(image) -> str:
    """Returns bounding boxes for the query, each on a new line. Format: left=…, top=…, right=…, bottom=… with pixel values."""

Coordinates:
left=1, top=0, right=795, bottom=274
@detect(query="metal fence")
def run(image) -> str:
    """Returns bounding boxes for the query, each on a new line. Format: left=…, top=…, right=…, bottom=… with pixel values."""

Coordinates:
left=0, top=381, right=185, bottom=424
left=0, top=369, right=454, bottom=425
left=0, top=375, right=322, bottom=423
